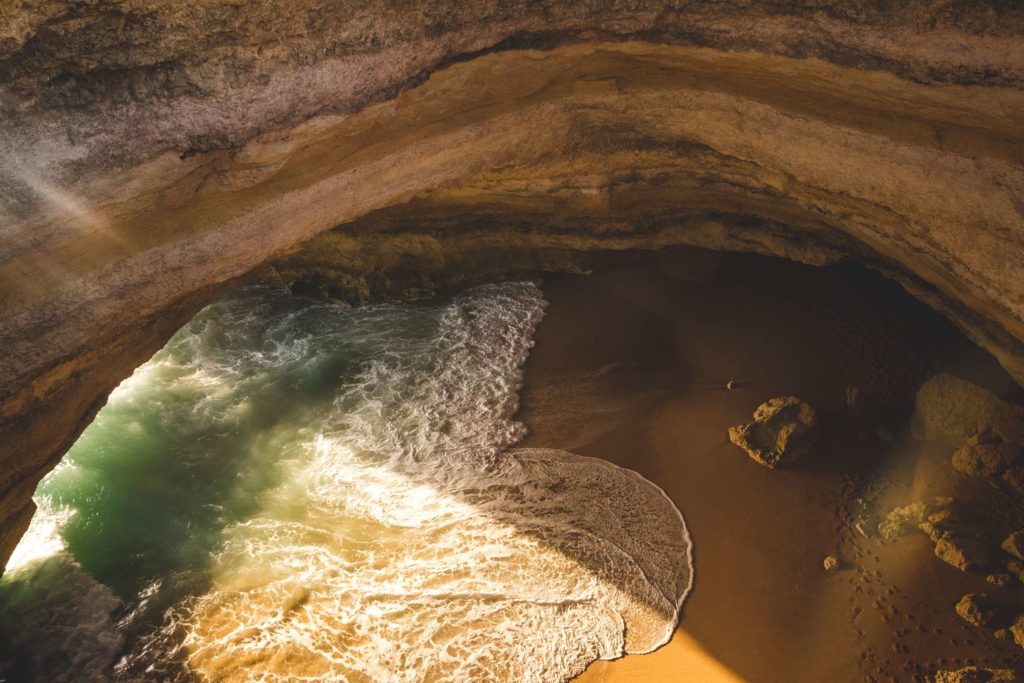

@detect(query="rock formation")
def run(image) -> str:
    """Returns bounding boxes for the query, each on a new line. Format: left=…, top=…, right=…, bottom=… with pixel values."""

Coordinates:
left=933, top=667, right=1020, bottom=683
left=878, top=497, right=956, bottom=542
left=728, top=396, right=818, bottom=468
left=951, top=438, right=1021, bottom=477
left=1, top=1, right=1023, bottom=569
left=1013, top=615, right=1024, bottom=650
left=1002, top=531, right=1024, bottom=561
left=954, top=594, right=1011, bottom=630
left=912, top=374, right=1024, bottom=448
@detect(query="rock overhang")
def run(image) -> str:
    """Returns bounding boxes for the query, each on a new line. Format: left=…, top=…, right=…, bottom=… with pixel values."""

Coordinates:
left=0, top=0, right=1022, bottom=571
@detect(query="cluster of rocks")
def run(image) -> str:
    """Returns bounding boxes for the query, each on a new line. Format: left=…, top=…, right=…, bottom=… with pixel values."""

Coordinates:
left=954, top=591, right=1024, bottom=647
left=913, top=374, right=1024, bottom=489
left=944, top=532, right=1024, bottom=651
left=881, top=375, right=1024, bottom=672
left=727, top=396, right=818, bottom=468
left=876, top=497, right=1007, bottom=573
left=878, top=497, right=956, bottom=542
left=877, top=496, right=1024, bottom=656
left=933, top=667, right=1020, bottom=683
left=733, top=377, right=1024, bottom=677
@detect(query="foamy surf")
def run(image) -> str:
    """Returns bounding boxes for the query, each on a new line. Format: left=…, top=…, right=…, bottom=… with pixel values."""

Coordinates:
left=2, top=282, right=693, bottom=683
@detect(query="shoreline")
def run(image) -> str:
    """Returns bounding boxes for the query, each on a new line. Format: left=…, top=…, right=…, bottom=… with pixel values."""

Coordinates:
left=515, top=249, right=1024, bottom=681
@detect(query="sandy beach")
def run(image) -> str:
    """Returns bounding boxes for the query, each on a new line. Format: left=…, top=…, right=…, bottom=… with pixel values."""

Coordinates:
left=517, top=249, right=1024, bottom=682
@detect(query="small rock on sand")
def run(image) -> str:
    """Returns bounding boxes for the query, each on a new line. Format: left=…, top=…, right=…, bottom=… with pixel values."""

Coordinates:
left=935, top=535, right=995, bottom=572
left=951, top=440, right=1021, bottom=477
left=955, top=593, right=1011, bottom=629
left=933, top=667, right=1020, bottom=683
left=823, top=555, right=839, bottom=572
left=1001, top=531, right=1024, bottom=560
left=727, top=396, right=817, bottom=468
left=1011, top=613, right=1024, bottom=649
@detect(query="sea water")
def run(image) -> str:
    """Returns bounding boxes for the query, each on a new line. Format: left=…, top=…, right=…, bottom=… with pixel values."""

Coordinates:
left=0, top=282, right=692, bottom=682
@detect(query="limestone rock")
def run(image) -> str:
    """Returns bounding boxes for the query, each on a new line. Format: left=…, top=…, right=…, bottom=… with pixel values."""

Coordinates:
left=1001, top=531, right=1024, bottom=561
left=912, top=374, right=1024, bottom=447
left=954, top=594, right=1011, bottom=629
left=879, top=497, right=955, bottom=541
left=3, top=0, right=1024, bottom=577
left=951, top=441, right=1021, bottom=477
left=880, top=502, right=929, bottom=540
left=920, top=522, right=946, bottom=543
left=933, top=667, right=1020, bottom=683
left=934, top=535, right=995, bottom=572
left=927, top=505, right=957, bottom=525
left=728, top=397, right=818, bottom=468
left=1011, top=613, right=1024, bottom=649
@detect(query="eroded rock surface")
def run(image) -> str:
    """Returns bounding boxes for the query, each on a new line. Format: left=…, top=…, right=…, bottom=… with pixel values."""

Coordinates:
left=934, top=667, right=1021, bottom=683
left=952, top=440, right=1021, bottom=477
left=728, top=397, right=818, bottom=468
left=935, top=535, right=996, bottom=573
left=1002, top=531, right=1024, bottom=561
left=0, top=1, right=1023, bottom=569
left=878, top=497, right=956, bottom=541
left=955, top=594, right=1011, bottom=629
left=1012, top=615, right=1024, bottom=650
left=912, top=374, right=1024, bottom=448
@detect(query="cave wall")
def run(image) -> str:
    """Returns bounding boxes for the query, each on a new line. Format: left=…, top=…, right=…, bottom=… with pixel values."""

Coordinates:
left=1, top=1, right=1022, bottom=570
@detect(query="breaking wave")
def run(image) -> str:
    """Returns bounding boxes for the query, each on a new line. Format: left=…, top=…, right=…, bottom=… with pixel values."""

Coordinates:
left=2, top=282, right=692, bottom=682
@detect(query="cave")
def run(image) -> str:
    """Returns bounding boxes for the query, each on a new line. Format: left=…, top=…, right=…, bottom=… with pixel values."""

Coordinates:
left=1, top=2, right=1023, bottom=681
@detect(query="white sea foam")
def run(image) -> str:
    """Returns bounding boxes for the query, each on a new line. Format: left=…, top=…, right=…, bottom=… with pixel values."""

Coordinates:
left=119, top=282, right=693, bottom=682
left=7, top=282, right=693, bottom=682
left=4, top=496, right=75, bottom=573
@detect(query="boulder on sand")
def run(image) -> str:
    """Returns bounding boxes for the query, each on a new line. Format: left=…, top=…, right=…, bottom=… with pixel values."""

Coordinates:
left=955, top=593, right=1011, bottom=629
left=1001, top=531, right=1024, bottom=561
left=728, top=396, right=818, bottom=468
left=911, top=374, right=1024, bottom=447
left=934, top=534, right=995, bottom=572
left=951, top=437, right=1020, bottom=477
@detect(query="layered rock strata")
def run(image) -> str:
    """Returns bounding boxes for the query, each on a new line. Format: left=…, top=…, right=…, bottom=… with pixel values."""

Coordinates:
left=1, top=1, right=1023, bottom=569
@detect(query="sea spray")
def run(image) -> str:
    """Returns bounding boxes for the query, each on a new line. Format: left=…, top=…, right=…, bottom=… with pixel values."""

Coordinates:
left=2, top=282, right=693, bottom=682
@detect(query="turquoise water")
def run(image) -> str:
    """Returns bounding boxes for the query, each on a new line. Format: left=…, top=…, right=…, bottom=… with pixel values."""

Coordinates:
left=0, top=283, right=692, bottom=682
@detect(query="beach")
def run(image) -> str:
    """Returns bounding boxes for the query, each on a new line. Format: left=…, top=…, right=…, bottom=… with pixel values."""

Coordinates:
left=517, top=249, right=1024, bottom=681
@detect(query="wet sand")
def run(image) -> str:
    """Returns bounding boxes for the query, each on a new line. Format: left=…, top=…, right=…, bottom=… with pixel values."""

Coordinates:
left=516, top=249, right=1024, bottom=682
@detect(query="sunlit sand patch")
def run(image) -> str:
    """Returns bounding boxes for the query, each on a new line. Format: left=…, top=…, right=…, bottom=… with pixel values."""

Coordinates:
left=577, top=630, right=745, bottom=683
